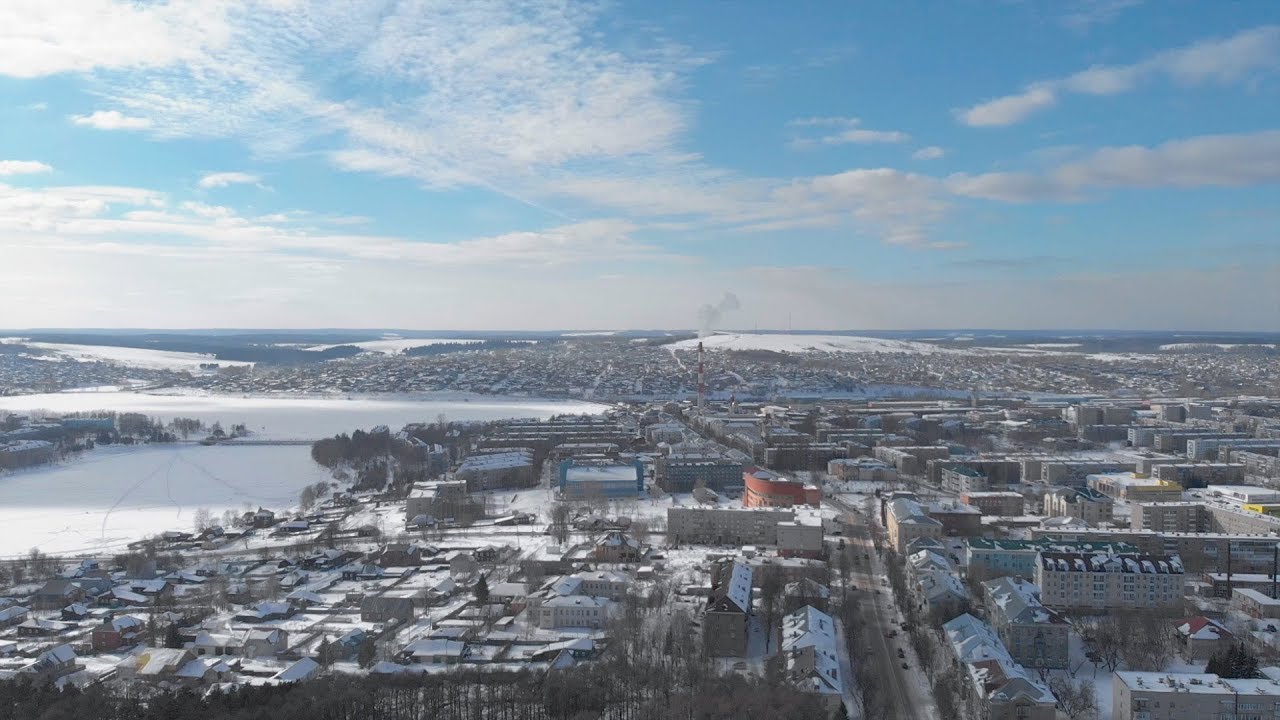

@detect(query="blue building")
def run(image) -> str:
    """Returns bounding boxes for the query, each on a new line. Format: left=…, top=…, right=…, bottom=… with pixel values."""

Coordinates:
left=558, top=459, right=644, bottom=499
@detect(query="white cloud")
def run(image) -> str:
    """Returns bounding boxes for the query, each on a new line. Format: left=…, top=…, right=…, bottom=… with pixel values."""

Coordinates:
left=197, top=172, right=262, bottom=189
left=0, top=160, right=52, bottom=176
left=949, top=130, right=1280, bottom=201
left=959, top=25, right=1280, bottom=126
left=790, top=116, right=909, bottom=147
left=0, top=0, right=228, bottom=78
left=957, top=86, right=1057, bottom=128
left=21, top=101, right=47, bottom=111
left=912, top=146, right=945, bottom=160
left=1060, top=0, right=1144, bottom=31
left=70, top=110, right=152, bottom=130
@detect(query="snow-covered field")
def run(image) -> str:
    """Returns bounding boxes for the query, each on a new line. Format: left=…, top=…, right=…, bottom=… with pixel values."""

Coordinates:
left=1159, top=342, right=1277, bottom=351
left=0, top=392, right=606, bottom=440
left=301, top=338, right=474, bottom=353
left=671, top=332, right=958, bottom=355
left=1, top=340, right=254, bottom=371
left=0, top=444, right=329, bottom=556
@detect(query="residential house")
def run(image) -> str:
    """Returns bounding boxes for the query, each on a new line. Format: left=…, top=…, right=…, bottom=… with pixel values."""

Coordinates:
left=780, top=606, right=843, bottom=713
left=981, top=577, right=1069, bottom=670
left=0, top=606, right=29, bottom=628
left=91, top=615, right=147, bottom=652
left=536, top=595, right=611, bottom=629
left=272, top=657, right=320, bottom=683
left=242, top=628, right=289, bottom=658
left=361, top=596, right=416, bottom=624
left=31, top=578, right=87, bottom=610
left=1174, top=616, right=1233, bottom=663
left=915, top=570, right=969, bottom=620
left=593, top=531, right=642, bottom=563
left=19, top=645, right=78, bottom=681
left=704, top=563, right=753, bottom=658
left=401, top=638, right=469, bottom=664
left=784, top=579, right=832, bottom=613
left=942, top=614, right=1057, bottom=720
left=234, top=601, right=294, bottom=623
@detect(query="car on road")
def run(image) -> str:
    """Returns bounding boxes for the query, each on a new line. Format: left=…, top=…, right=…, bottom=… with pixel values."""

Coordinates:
left=897, top=648, right=905, bottom=658
left=901, top=663, right=909, bottom=670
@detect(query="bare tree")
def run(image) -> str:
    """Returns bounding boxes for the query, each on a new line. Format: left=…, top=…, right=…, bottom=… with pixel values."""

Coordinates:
left=1049, top=674, right=1099, bottom=720
left=192, top=507, right=213, bottom=533
left=549, top=503, right=572, bottom=545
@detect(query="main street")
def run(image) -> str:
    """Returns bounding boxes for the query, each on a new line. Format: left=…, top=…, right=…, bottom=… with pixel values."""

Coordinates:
left=829, top=494, right=939, bottom=720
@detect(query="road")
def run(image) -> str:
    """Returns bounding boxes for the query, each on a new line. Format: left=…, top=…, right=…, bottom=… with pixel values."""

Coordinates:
left=829, top=494, right=939, bottom=720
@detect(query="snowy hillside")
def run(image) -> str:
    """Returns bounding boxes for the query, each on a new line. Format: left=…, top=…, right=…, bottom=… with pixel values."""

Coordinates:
left=7, top=340, right=254, bottom=371
left=669, top=333, right=956, bottom=355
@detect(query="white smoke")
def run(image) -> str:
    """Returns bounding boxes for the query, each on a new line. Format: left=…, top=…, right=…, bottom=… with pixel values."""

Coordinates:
left=697, top=292, right=741, bottom=337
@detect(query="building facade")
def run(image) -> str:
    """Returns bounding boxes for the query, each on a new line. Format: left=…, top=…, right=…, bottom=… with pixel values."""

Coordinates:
left=1034, top=552, right=1184, bottom=612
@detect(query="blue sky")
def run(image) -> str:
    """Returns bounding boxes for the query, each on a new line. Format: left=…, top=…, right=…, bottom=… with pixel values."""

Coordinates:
left=0, top=0, right=1277, bottom=330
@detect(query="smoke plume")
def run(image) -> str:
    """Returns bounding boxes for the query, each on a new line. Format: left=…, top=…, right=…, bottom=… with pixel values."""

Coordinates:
left=697, top=292, right=741, bottom=337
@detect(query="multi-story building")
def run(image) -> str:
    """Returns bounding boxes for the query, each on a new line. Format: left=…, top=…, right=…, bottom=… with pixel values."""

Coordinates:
left=886, top=498, right=943, bottom=553
left=1041, top=461, right=1137, bottom=487
left=942, top=614, right=1057, bottom=720
left=1131, top=502, right=1211, bottom=533
left=1031, top=527, right=1280, bottom=576
left=557, top=459, right=644, bottom=499
left=1087, top=472, right=1183, bottom=502
left=1187, top=438, right=1280, bottom=461
left=961, top=491, right=1025, bottom=516
left=981, top=577, right=1069, bottom=669
left=704, top=563, right=753, bottom=657
left=1232, top=450, right=1280, bottom=485
left=1043, top=487, right=1114, bottom=526
left=966, top=538, right=1140, bottom=581
left=666, top=507, right=795, bottom=546
left=654, top=457, right=745, bottom=493
left=776, top=520, right=824, bottom=559
left=827, top=457, right=898, bottom=482
left=874, top=445, right=950, bottom=476
left=926, top=500, right=983, bottom=537
left=1113, top=671, right=1280, bottom=720
left=942, top=466, right=989, bottom=494
left=1034, top=552, right=1184, bottom=612
left=742, top=467, right=821, bottom=508
left=1153, top=463, right=1246, bottom=487
left=454, top=450, right=537, bottom=491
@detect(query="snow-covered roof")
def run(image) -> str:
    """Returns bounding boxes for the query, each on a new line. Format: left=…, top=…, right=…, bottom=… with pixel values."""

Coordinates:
left=273, top=657, right=320, bottom=683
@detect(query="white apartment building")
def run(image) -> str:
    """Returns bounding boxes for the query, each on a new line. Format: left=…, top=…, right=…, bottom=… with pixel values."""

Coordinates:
left=1034, top=552, right=1184, bottom=612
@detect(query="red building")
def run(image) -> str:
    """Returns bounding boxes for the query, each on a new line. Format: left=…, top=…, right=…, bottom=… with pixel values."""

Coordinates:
left=743, top=467, right=821, bottom=508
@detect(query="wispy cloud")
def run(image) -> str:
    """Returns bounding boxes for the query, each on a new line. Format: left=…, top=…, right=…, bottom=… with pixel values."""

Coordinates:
left=912, top=146, right=946, bottom=161
left=1059, top=0, right=1144, bottom=31
left=948, top=130, right=1280, bottom=201
left=21, top=101, right=47, bottom=111
left=957, top=25, right=1280, bottom=126
left=789, top=117, right=910, bottom=148
left=70, top=110, right=152, bottom=130
left=198, top=172, right=264, bottom=190
left=0, top=160, right=52, bottom=176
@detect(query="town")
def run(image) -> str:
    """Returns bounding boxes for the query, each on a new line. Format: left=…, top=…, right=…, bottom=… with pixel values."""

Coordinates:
left=5, top=368, right=1280, bottom=720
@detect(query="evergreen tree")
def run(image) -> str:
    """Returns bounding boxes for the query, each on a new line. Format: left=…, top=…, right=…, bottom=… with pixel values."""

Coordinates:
left=163, top=623, right=183, bottom=649
left=357, top=638, right=377, bottom=669
left=475, top=573, right=490, bottom=606
left=1207, top=642, right=1261, bottom=679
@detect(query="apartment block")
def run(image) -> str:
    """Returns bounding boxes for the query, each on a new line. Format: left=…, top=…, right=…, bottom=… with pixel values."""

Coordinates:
left=1034, top=552, right=1184, bottom=612
left=1043, top=487, right=1114, bottom=526
left=666, top=507, right=795, bottom=546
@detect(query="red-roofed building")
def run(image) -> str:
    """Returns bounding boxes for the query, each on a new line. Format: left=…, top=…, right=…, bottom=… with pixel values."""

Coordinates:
left=1174, top=616, right=1232, bottom=662
left=743, top=467, right=821, bottom=508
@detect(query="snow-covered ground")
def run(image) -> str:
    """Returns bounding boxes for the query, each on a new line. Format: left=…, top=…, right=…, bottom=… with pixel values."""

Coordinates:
left=1159, top=342, right=1277, bottom=351
left=0, top=392, right=606, bottom=440
left=1, top=340, right=254, bottom=371
left=561, top=331, right=619, bottom=337
left=671, top=333, right=959, bottom=355
left=0, top=444, right=329, bottom=556
left=0, top=393, right=607, bottom=555
left=301, top=338, right=475, bottom=353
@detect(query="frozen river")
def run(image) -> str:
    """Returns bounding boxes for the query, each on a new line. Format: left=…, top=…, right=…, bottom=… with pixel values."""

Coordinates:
left=0, top=392, right=606, bottom=556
